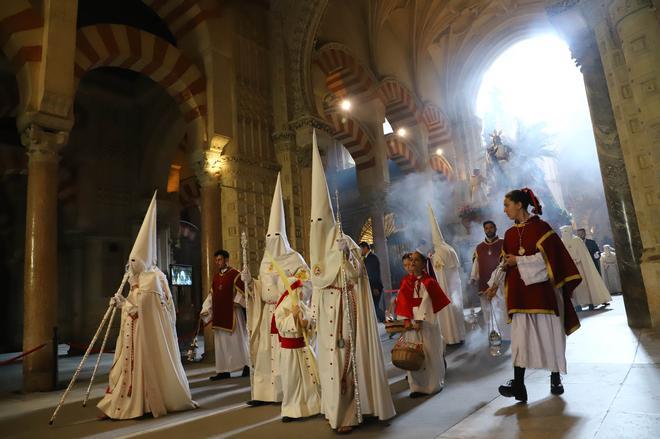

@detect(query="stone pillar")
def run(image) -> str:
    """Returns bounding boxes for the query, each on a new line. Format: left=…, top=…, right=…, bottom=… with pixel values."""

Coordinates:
left=571, top=33, right=651, bottom=327
left=609, top=0, right=660, bottom=326
left=369, top=196, right=392, bottom=291
left=193, top=145, right=225, bottom=360
left=273, top=130, right=301, bottom=250
left=21, top=124, right=68, bottom=392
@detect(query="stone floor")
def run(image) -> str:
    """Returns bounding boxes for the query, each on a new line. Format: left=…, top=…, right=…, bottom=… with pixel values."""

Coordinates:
left=0, top=295, right=658, bottom=438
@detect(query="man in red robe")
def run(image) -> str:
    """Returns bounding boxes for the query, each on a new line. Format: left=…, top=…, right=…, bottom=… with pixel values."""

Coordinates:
left=201, top=249, right=250, bottom=380
left=470, top=220, right=509, bottom=339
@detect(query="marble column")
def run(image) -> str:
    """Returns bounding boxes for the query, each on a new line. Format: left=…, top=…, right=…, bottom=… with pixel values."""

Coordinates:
left=571, top=30, right=651, bottom=327
left=22, top=124, right=68, bottom=392
left=609, top=0, right=660, bottom=325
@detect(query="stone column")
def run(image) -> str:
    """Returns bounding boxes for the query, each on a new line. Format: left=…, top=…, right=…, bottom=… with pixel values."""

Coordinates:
left=273, top=130, right=301, bottom=250
left=22, top=124, right=68, bottom=392
left=609, top=0, right=660, bottom=325
left=572, top=34, right=651, bottom=327
left=193, top=146, right=225, bottom=360
left=369, top=196, right=393, bottom=291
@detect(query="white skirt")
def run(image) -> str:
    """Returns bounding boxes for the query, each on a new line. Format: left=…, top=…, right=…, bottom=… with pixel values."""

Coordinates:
left=213, top=308, right=250, bottom=373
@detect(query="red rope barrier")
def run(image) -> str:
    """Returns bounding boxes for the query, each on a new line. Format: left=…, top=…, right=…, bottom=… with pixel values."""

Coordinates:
left=0, top=343, right=47, bottom=366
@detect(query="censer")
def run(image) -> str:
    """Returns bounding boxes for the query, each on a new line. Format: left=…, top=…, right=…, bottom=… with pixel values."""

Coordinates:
left=467, top=307, right=479, bottom=330
left=488, top=306, right=502, bottom=357
left=186, top=317, right=202, bottom=362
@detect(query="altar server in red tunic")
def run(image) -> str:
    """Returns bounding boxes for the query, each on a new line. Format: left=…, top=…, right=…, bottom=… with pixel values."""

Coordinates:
left=200, top=250, right=250, bottom=380
left=486, top=188, right=581, bottom=402
left=395, top=251, right=451, bottom=397
left=470, top=220, right=509, bottom=340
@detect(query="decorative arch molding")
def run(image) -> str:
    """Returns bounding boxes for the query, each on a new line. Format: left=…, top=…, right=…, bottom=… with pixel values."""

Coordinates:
left=378, top=77, right=422, bottom=128
left=141, top=0, right=219, bottom=43
left=324, top=108, right=376, bottom=171
left=384, top=133, right=420, bottom=173
left=0, top=1, right=43, bottom=114
left=313, top=42, right=378, bottom=99
left=422, top=102, right=454, bottom=179
left=74, top=24, right=207, bottom=150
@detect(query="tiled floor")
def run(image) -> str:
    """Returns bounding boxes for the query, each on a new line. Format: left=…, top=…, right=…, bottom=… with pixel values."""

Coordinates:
left=0, top=295, right=657, bottom=438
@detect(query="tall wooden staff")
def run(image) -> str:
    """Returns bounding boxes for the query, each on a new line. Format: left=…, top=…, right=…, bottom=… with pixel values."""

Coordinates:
left=335, top=189, right=362, bottom=424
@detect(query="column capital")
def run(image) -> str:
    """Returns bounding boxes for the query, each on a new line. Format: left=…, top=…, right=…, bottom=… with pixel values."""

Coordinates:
left=21, top=123, right=69, bottom=160
left=288, top=114, right=334, bottom=137
left=191, top=147, right=223, bottom=187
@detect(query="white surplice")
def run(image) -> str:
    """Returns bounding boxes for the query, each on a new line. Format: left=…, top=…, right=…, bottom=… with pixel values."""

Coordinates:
left=403, top=277, right=445, bottom=394
left=490, top=253, right=567, bottom=374
left=599, top=247, right=622, bottom=294
left=98, top=271, right=196, bottom=419
left=275, top=289, right=321, bottom=418
left=311, top=246, right=396, bottom=429
left=470, top=258, right=510, bottom=341
left=201, top=295, right=250, bottom=373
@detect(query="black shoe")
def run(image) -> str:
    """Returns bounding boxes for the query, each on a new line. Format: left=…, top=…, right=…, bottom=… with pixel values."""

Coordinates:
left=282, top=416, right=294, bottom=423
left=409, top=392, right=427, bottom=398
left=601, top=302, right=610, bottom=308
left=498, top=380, right=527, bottom=402
left=575, top=306, right=582, bottom=312
left=210, top=372, right=230, bottom=381
left=589, top=305, right=595, bottom=311
left=551, top=382, right=564, bottom=395
left=246, top=400, right=270, bottom=407
left=241, top=366, right=250, bottom=377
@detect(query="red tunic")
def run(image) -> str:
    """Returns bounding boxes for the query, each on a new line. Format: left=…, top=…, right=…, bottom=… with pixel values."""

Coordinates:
left=395, top=273, right=450, bottom=320
left=473, top=238, right=504, bottom=291
left=211, top=267, right=244, bottom=332
left=503, top=216, right=581, bottom=335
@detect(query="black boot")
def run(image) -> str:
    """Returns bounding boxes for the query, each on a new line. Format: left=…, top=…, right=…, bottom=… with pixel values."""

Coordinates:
left=551, top=372, right=564, bottom=395
left=210, top=372, right=230, bottom=381
left=282, top=416, right=294, bottom=423
left=246, top=400, right=270, bottom=407
left=241, top=365, right=250, bottom=377
left=499, top=366, right=527, bottom=402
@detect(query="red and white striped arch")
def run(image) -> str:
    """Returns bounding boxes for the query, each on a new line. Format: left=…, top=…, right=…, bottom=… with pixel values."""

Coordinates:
left=385, top=133, right=419, bottom=173
left=142, top=0, right=219, bottom=42
left=0, top=1, right=43, bottom=114
left=75, top=24, right=207, bottom=149
left=422, top=103, right=454, bottom=179
left=378, top=78, right=420, bottom=128
left=314, top=43, right=377, bottom=100
left=325, top=110, right=376, bottom=171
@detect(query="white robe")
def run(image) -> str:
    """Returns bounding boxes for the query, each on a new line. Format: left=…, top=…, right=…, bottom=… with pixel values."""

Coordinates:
left=98, top=270, right=195, bottom=419
left=403, top=279, right=445, bottom=394
left=490, top=253, right=567, bottom=374
left=311, top=247, right=396, bottom=429
left=431, top=253, right=466, bottom=344
left=561, top=235, right=611, bottom=306
left=470, top=258, right=510, bottom=341
left=275, top=292, right=321, bottom=418
left=600, top=251, right=622, bottom=294
left=201, top=295, right=250, bottom=373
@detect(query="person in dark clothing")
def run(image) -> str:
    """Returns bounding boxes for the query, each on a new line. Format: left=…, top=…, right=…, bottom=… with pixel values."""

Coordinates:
left=359, top=241, right=385, bottom=322
left=577, top=228, right=601, bottom=274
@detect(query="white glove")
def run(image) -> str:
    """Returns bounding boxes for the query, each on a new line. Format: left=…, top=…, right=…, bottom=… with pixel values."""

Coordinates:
left=111, top=293, right=126, bottom=308
left=240, top=267, right=253, bottom=285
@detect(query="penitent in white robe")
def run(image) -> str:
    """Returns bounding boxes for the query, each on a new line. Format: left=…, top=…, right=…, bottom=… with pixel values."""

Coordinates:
left=404, top=280, right=445, bottom=394
left=600, top=250, right=622, bottom=294
left=470, top=258, right=510, bottom=341
left=561, top=234, right=611, bottom=307
left=98, top=270, right=196, bottom=419
left=201, top=295, right=250, bottom=373
left=311, top=247, right=396, bottom=430
left=432, top=254, right=466, bottom=345
left=275, top=290, right=321, bottom=419
left=490, top=253, right=567, bottom=374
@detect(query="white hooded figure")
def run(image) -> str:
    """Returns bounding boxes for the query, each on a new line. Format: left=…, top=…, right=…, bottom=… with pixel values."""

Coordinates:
left=242, top=173, right=312, bottom=405
left=599, top=245, right=622, bottom=294
left=98, top=192, right=196, bottom=419
left=560, top=226, right=611, bottom=308
left=428, top=206, right=466, bottom=345
left=308, top=130, right=396, bottom=432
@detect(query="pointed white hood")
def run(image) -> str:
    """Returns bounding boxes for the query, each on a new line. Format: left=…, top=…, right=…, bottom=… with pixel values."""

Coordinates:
left=264, top=173, right=291, bottom=256
left=129, top=191, right=158, bottom=277
left=309, top=129, right=344, bottom=288
left=427, top=205, right=459, bottom=269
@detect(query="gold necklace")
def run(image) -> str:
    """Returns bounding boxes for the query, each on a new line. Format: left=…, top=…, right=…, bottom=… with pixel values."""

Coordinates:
left=516, top=217, right=530, bottom=255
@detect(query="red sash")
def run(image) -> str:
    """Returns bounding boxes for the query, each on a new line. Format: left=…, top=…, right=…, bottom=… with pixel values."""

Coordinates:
left=270, top=279, right=304, bottom=336
left=279, top=337, right=305, bottom=349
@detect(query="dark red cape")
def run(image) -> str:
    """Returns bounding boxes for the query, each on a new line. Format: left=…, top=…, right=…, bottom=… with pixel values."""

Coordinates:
left=211, top=267, right=244, bottom=332
left=503, top=216, right=581, bottom=335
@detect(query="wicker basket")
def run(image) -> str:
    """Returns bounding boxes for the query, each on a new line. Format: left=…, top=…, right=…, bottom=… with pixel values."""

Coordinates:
left=385, top=319, right=406, bottom=334
left=391, top=339, right=425, bottom=371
